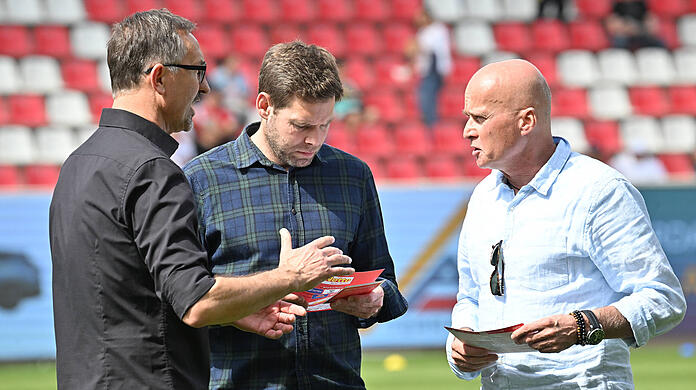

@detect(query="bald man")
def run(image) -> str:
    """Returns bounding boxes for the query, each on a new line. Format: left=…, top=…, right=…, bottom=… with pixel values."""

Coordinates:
left=446, top=60, right=685, bottom=389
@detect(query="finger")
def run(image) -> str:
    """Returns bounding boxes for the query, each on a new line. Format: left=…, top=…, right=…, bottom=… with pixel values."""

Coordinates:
left=325, top=266, right=355, bottom=278
left=309, top=235, right=335, bottom=249
left=277, top=312, right=296, bottom=324
left=279, top=302, right=306, bottom=317
left=321, top=247, right=343, bottom=257
left=264, top=330, right=283, bottom=339
left=281, top=293, right=308, bottom=308
left=461, top=343, right=495, bottom=357
left=326, top=254, right=353, bottom=267
left=279, top=228, right=293, bottom=254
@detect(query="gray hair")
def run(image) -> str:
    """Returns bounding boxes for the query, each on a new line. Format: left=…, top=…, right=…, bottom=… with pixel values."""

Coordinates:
left=107, top=9, right=195, bottom=93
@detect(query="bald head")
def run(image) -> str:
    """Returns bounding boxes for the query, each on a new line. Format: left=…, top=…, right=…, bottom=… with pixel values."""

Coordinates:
left=466, top=59, right=551, bottom=124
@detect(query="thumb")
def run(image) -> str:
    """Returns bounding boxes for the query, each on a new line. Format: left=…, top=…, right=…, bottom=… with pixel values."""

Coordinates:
left=279, top=228, right=293, bottom=255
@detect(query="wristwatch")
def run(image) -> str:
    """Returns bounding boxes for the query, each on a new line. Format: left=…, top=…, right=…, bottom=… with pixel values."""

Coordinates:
left=581, top=310, right=605, bottom=345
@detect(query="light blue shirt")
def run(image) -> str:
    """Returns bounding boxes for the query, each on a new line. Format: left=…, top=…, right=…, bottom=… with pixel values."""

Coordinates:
left=446, top=137, right=686, bottom=389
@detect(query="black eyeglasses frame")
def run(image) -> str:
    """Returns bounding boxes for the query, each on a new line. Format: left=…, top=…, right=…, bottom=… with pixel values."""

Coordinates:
left=144, top=63, right=207, bottom=84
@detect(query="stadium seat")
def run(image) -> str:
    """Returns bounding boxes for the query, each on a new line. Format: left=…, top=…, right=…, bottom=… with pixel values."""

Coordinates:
left=385, top=156, right=422, bottom=180
left=635, top=48, right=677, bottom=85
left=84, top=0, right=124, bottom=23
left=464, top=0, right=503, bottom=21
left=162, top=0, right=201, bottom=21
left=446, top=56, right=481, bottom=87
left=70, top=22, right=112, bottom=59
left=530, top=20, right=570, bottom=53
left=0, top=125, right=35, bottom=164
left=500, top=0, right=537, bottom=21
left=125, top=0, right=161, bottom=15
left=569, top=20, right=610, bottom=51
left=0, top=165, right=21, bottom=187
left=557, top=50, right=600, bottom=87
left=673, top=48, right=696, bottom=83
left=62, top=59, right=100, bottom=92
left=424, top=155, right=463, bottom=179
left=345, top=24, right=382, bottom=56
left=584, top=120, right=623, bottom=155
left=74, top=124, right=97, bottom=147
left=241, top=0, right=277, bottom=23
left=88, top=92, right=114, bottom=122
left=525, top=52, right=559, bottom=86
left=661, top=115, right=696, bottom=152
left=374, top=56, right=413, bottom=89
left=668, top=85, right=696, bottom=114
left=552, top=88, right=589, bottom=118
left=46, top=91, right=92, bottom=127
left=8, top=94, right=47, bottom=127
left=270, top=25, right=303, bottom=45
left=34, top=126, right=75, bottom=164
left=647, top=0, right=688, bottom=18
left=658, top=154, right=694, bottom=176
left=355, top=124, right=395, bottom=158
left=0, top=97, right=8, bottom=125
left=34, top=25, right=71, bottom=59
left=46, top=0, right=86, bottom=24
left=588, top=85, right=632, bottom=120
left=462, top=153, right=491, bottom=178
left=317, top=0, right=353, bottom=22
left=201, top=0, right=237, bottom=23
left=98, top=60, right=112, bottom=93
left=597, top=49, right=638, bottom=85
left=195, top=25, right=229, bottom=61
left=432, top=121, right=466, bottom=156
left=619, top=116, right=664, bottom=153
left=629, top=86, right=671, bottom=116
left=4, top=0, right=45, bottom=24
left=425, top=0, right=466, bottom=23
left=656, top=17, right=680, bottom=49
left=493, top=22, right=532, bottom=53
left=0, top=56, right=21, bottom=94
left=575, top=0, right=613, bottom=19
left=230, top=25, right=269, bottom=58
left=390, top=0, right=421, bottom=22
left=438, top=87, right=464, bottom=120
left=363, top=90, right=403, bottom=123
left=383, top=23, right=416, bottom=56
left=343, top=57, right=374, bottom=90
left=677, top=14, right=696, bottom=47
left=481, top=51, right=520, bottom=66
left=0, top=25, right=33, bottom=57
left=19, top=56, right=63, bottom=93
left=24, top=164, right=60, bottom=187
left=279, top=0, right=315, bottom=23
left=454, top=21, right=496, bottom=56
left=306, top=24, right=345, bottom=58
left=354, top=0, right=390, bottom=22
left=394, top=123, right=431, bottom=157
left=551, top=117, right=590, bottom=153
left=325, top=122, right=357, bottom=154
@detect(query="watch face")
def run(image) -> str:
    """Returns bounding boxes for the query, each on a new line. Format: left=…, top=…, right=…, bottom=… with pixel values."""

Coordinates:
left=587, top=329, right=605, bottom=345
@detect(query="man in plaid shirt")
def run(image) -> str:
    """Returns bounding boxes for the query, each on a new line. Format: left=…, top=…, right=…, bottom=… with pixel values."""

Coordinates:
left=184, top=41, right=408, bottom=390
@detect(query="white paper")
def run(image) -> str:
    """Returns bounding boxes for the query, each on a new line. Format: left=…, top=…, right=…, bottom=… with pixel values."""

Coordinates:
left=445, top=325, right=536, bottom=353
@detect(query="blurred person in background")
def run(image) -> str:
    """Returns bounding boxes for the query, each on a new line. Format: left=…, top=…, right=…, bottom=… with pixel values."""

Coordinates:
left=446, top=59, right=685, bottom=389
left=606, top=0, right=666, bottom=50
left=49, top=10, right=353, bottom=389
left=609, top=140, right=669, bottom=184
left=208, top=54, right=253, bottom=125
left=192, top=88, right=242, bottom=154
left=537, top=0, right=569, bottom=21
left=407, top=7, right=452, bottom=127
left=184, top=41, right=408, bottom=390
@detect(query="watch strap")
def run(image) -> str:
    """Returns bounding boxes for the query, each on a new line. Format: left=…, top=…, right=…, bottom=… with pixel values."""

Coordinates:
left=581, top=309, right=601, bottom=331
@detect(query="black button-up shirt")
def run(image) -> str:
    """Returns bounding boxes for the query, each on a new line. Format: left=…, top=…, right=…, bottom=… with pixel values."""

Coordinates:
left=49, top=109, right=216, bottom=389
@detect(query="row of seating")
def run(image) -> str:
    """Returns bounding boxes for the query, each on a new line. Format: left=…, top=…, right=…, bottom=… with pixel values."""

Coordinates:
left=0, top=92, right=109, bottom=127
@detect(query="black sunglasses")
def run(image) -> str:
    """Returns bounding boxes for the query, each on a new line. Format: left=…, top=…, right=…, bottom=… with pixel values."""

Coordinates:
left=144, top=63, right=207, bottom=84
left=489, top=240, right=504, bottom=296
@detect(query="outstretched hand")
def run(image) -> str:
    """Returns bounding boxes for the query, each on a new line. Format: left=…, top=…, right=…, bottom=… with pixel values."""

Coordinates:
left=231, top=300, right=307, bottom=339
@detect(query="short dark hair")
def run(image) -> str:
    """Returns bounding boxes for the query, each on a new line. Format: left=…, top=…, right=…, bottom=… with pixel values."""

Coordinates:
left=107, top=9, right=195, bottom=94
left=258, top=41, right=343, bottom=109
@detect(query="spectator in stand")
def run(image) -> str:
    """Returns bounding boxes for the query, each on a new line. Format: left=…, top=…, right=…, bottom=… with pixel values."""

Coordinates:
left=609, top=141, right=669, bottom=184
left=407, top=8, right=452, bottom=127
left=208, top=54, right=252, bottom=125
left=192, top=88, right=241, bottom=155
left=606, top=0, right=666, bottom=50
left=334, top=60, right=365, bottom=130
left=537, top=0, right=568, bottom=21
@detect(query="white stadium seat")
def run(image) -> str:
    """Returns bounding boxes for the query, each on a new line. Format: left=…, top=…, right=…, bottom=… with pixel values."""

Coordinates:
left=34, top=126, right=76, bottom=164
left=557, top=50, right=600, bottom=87
left=19, top=56, right=63, bottom=93
left=45, top=0, right=86, bottom=24
left=481, top=51, right=519, bottom=65
left=454, top=21, right=496, bottom=56
left=0, top=56, right=21, bottom=94
left=677, top=14, right=696, bottom=48
left=673, top=48, right=696, bottom=84
left=98, top=59, right=112, bottom=93
left=0, top=125, right=35, bottom=164
left=501, top=0, right=538, bottom=21
left=4, top=0, right=45, bottom=24
left=46, top=91, right=92, bottom=127
left=464, top=0, right=503, bottom=22
left=598, top=49, right=638, bottom=85
left=70, top=22, right=111, bottom=60
left=661, top=115, right=696, bottom=153
left=635, top=48, right=676, bottom=85
left=424, top=0, right=466, bottom=23
left=551, top=117, right=590, bottom=153
left=620, top=116, right=665, bottom=154
left=589, top=85, right=632, bottom=120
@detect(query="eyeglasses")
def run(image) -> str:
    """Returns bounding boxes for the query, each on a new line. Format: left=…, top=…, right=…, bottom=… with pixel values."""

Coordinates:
left=489, top=240, right=504, bottom=296
left=144, top=63, right=207, bottom=84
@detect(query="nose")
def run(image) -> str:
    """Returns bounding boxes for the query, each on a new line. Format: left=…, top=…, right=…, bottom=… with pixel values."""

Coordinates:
left=463, top=116, right=476, bottom=139
left=304, top=127, right=323, bottom=146
left=199, top=77, right=210, bottom=95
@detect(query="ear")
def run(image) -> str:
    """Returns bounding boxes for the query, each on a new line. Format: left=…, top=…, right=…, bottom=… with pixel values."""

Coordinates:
left=148, top=63, right=166, bottom=95
left=519, top=107, right=536, bottom=136
left=256, top=92, right=273, bottom=120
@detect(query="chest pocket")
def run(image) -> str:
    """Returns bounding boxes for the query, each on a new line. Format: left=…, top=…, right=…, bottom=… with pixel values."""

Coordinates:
left=511, top=245, right=570, bottom=291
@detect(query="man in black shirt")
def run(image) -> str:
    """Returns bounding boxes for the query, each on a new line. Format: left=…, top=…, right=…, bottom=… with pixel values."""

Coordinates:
left=49, top=9, right=353, bottom=389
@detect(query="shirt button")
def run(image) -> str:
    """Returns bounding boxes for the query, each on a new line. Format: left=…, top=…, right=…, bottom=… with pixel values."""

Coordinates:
left=291, top=208, right=297, bottom=214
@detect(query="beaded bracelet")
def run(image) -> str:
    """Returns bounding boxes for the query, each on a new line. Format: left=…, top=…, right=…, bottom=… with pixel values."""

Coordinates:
left=570, top=310, right=587, bottom=346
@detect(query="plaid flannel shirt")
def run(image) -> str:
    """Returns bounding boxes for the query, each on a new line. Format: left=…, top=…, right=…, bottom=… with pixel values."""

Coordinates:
left=184, top=123, right=408, bottom=390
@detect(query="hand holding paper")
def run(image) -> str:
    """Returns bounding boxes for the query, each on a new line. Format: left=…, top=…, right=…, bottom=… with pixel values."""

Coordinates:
left=295, top=269, right=384, bottom=312
left=330, top=285, right=384, bottom=319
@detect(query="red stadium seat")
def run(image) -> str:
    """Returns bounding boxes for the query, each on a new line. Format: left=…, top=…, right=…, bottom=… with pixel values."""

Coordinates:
left=363, top=90, right=404, bottom=123
left=359, top=155, right=386, bottom=180
left=531, top=20, right=570, bottom=53
left=493, top=22, right=532, bottom=53
left=230, top=25, right=269, bottom=58
left=656, top=17, right=680, bottom=49
left=688, top=0, right=696, bottom=12
left=355, top=124, right=394, bottom=158
left=345, top=24, right=382, bottom=56
left=446, top=56, right=481, bottom=87
left=34, top=25, right=72, bottom=59
left=584, top=120, right=622, bottom=155
left=0, top=97, right=8, bottom=125
left=658, top=154, right=695, bottom=176
left=307, top=24, right=345, bottom=58
left=438, top=88, right=464, bottom=120
left=317, top=0, right=353, bottom=22
left=462, top=153, right=490, bottom=179
left=569, top=20, right=610, bottom=51
left=629, top=86, right=670, bottom=116
left=424, top=155, right=463, bottom=179
left=354, top=0, right=390, bottom=22
left=383, top=23, right=416, bottom=55
left=390, top=0, right=421, bottom=22
left=0, top=165, right=21, bottom=187
left=432, top=121, right=465, bottom=156
left=126, top=0, right=161, bottom=15
left=25, top=164, right=60, bottom=188
left=163, top=0, right=202, bottom=21
left=576, top=0, right=613, bottom=19
left=402, top=91, right=420, bottom=122
left=202, top=0, right=237, bottom=23
left=195, top=25, right=230, bottom=61
left=241, top=0, right=277, bottom=23
left=279, top=0, right=315, bottom=23
left=385, top=156, right=421, bottom=180
left=88, top=92, right=114, bottom=123
left=0, top=26, right=33, bottom=57
left=62, top=59, right=100, bottom=92
left=374, top=56, right=413, bottom=89
left=343, top=58, right=375, bottom=90
left=394, top=123, right=431, bottom=157
left=552, top=88, right=589, bottom=118
left=647, top=0, right=688, bottom=18
left=84, top=0, right=124, bottom=23
left=526, top=52, right=559, bottom=86
left=270, top=25, right=303, bottom=45
left=668, top=85, right=696, bottom=115
left=9, top=95, right=46, bottom=127
left=325, top=121, right=356, bottom=153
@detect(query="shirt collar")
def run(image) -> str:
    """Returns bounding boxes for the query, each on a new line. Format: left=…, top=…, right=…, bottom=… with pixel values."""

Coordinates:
left=99, top=108, right=179, bottom=157
left=234, top=122, right=327, bottom=170
left=495, top=136, right=571, bottom=197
